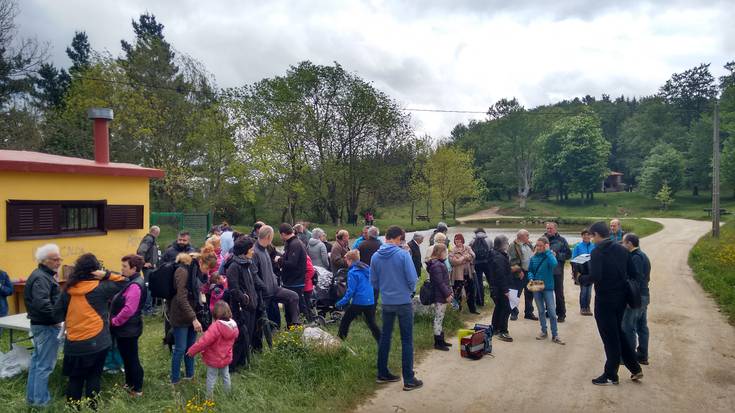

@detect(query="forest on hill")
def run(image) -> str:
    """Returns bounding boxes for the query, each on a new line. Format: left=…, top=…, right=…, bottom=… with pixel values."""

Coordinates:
left=1, top=0, right=733, bottom=226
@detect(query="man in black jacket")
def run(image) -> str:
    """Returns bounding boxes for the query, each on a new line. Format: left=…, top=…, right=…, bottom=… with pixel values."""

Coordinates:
left=137, top=225, right=160, bottom=315
left=580, top=221, right=643, bottom=386
left=278, top=223, right=310, bottom=321
left=24, top=244, right=65, bottom=408
left=544, top=222, right=571, bottom=322
left=161, top=231, right=195, bottom=264
left=254, top=225, right=300, bottom=328
left=490, top=235, right=514, bottom=342
left=407, top=233, right=424, bottom=279
left=622, top=233, right=652, bottom=365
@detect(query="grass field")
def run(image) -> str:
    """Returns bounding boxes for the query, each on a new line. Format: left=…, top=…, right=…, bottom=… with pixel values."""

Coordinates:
left=0, top=279, right=488, bottom=412
left=689, top=221, right=735, bottom=325
left=495, top=191, right=735, bottom=221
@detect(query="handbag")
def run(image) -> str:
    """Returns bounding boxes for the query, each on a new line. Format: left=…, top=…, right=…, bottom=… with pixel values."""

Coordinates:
left=526, top=255, right=548, bottom=292
left=527, top=280, right=545, bottom=292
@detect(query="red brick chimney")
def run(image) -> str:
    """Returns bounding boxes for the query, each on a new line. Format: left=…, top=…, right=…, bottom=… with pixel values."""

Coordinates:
left=87, top=108, right=114, bottom=164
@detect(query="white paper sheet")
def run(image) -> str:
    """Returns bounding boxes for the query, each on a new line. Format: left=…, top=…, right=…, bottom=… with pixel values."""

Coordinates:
left=508, top=289, right=520, bottom=310
left=571, top=254, right=591, bottom=264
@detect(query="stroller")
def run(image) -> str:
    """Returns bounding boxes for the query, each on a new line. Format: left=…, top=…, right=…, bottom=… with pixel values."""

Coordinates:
left=311, top=266, right=347, bottom=326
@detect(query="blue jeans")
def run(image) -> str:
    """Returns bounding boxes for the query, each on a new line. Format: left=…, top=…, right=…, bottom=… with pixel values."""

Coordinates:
left=534, top=290, right=558, bottom=338
left=580, top=285, right=592, bottom=310
left=171, top=326, right=196, bottom=383
left=26, top=324, right=61, bottom=407
left=622, top=295, right=650, bottom=360
left=377, top=303, right=415, bottom=384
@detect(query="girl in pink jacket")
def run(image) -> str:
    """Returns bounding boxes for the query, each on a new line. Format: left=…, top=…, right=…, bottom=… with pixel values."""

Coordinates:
left=186, top=301, right=239, bottom=397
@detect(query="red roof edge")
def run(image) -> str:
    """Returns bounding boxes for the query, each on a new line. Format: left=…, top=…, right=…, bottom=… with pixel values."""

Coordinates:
left=0, top=150, right=164, bottom=179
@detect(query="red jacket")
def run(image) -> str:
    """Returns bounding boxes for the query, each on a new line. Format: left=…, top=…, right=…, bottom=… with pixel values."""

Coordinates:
left=304, top=255, right=315, bottom=293
left=186, top=319, right=239, bottom=368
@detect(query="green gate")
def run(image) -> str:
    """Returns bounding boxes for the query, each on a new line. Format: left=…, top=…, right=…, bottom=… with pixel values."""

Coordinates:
left=150, top=212, right=212, bottom=247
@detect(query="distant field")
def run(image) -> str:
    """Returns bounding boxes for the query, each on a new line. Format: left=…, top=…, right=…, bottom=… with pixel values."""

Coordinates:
left=495, top=191, right=735, bottom=221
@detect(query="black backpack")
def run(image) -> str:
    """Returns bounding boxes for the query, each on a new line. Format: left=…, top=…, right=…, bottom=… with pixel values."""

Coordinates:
left=149, top=262, right=178, bottom=299
left=419, top=280, right=434, bottom=305
left=472, top=238, right=491, bottom=262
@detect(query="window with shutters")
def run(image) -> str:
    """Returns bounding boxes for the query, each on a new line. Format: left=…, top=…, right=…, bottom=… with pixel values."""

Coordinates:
left=7, top=200, right=107, bottom=240
left=106, top=205, right=143, bottom=230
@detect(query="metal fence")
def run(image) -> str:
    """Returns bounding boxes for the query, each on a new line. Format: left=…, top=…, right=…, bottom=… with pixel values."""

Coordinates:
left=150, top=212, right=212, bottom=246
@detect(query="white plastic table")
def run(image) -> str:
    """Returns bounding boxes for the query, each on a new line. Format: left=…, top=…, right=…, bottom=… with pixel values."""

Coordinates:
left=0, top=313, right=31, bottom=347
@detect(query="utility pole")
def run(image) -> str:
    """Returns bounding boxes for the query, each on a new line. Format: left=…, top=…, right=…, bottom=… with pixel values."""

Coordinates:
left=712, top=101, right=721, bottom=238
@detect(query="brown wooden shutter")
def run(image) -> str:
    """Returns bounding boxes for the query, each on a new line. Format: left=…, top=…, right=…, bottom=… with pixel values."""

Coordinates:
left=106, top=205, right=144, bottom=230
left=7, top=202, right=61, bottom=239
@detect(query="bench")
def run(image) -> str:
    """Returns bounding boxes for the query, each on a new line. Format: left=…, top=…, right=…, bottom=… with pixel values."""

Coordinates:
left=416, top=215, right=430, bottom=222
left=704, top=208, right=730, bottom=217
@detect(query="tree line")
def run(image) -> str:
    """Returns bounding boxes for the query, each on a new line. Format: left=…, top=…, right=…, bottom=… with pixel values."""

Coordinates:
left=0, top=2, right=479, bottom=225
left=450, top=61, right=735, bottom=207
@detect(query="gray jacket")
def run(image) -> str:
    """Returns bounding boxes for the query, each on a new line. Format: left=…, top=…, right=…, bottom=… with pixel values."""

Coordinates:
left=307, top=239, right=330, bottom=269
left=254, top=243, right=279, bottom=298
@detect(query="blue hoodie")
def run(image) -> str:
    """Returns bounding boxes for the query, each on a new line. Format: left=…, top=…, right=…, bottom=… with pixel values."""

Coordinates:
left=370, top=243, right=417, bottom=305
left=527, top=250, right=558, bottom=291
left=336, top=262, right=374, bottom=307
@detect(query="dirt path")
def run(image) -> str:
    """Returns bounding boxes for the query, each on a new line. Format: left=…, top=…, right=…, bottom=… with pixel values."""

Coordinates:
left=455, top=207, right=502, bottom=223
left=356, top=218, right=735, bottom=413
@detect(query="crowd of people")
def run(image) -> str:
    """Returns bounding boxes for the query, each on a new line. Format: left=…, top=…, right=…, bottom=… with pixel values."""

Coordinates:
left=12, top=216, right=652, bottom=408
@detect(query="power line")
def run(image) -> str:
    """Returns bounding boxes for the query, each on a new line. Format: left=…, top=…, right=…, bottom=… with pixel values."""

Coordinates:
left=76, top=75, right=714, bottom=117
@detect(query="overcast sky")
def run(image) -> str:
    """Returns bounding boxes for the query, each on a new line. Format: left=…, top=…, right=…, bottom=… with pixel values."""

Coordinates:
left=15, top=0, right=735, bottom=137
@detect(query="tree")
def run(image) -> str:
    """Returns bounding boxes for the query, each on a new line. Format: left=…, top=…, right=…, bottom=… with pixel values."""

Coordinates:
left=426, top=146, right=480, bottom=219
left=722, top=137, right=735, bottom=198
left=66, top=31, right=91, bottom=75
left=618, top=97, right=687, bottom=185
left=659, top=63, right=717, bottom=127
left=225, top=60, right=415, bottom=225
left=639, top=144, right=685, bottom=196
left=33, top=63, right=69, bottom=110
left=684, top=116, right=712, bottom=196
left=535, top=111, right=611, bottom=201
left=655, top=182, right=674, bottom=210
left=0, top=0, right=47, bottom=109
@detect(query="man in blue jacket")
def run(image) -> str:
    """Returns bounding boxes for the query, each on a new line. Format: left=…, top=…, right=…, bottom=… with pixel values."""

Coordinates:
left=336, top=250, right=381, bottom=342
left=371, top=225, right=423, bottom=391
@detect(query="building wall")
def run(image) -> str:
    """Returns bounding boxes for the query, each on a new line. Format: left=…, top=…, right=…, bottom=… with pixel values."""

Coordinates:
left=0, top=171, right=151, bottom=314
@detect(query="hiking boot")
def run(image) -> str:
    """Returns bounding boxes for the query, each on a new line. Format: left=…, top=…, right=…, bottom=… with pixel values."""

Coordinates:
left=552, top=336, right=565, bottom=345
left=638, top=359, right=649, bottom=365
left=376, top=373, right=401, bottom=384
left=434, top=335, right=450, bottom=351
left=497, top=333, right=513, bottom=342
left=510, top=313, right=518, bottom=321
left=403, top=378, right=424, bottom=391
left=592, top=374, right=619, bottom=386
left=525, top=314, right=539, bottom=321
left=470, top=310, right=481, bottom=315
left=439, top=332, right=452, bottom=347
left=581, top=309, right=593, bottom=316
left=557, top=316, right=566, bottom=323
left=631, top=371, right=644, bottom=381
left=536, top=332, right=548, bottom=340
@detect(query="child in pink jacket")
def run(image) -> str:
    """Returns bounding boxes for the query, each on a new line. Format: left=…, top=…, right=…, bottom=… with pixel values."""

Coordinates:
left=186, top=301, right=239, bottom=397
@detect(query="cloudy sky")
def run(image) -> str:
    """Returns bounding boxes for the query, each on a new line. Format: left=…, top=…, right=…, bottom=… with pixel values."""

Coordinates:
left=15, top=0, right=735, bottom=137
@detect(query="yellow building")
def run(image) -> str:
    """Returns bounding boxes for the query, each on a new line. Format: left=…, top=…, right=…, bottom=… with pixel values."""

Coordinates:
left=0, top=108, right=163, bottom=314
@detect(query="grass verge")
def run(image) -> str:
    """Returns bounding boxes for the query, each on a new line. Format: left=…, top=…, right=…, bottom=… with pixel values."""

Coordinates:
left=688, top=221, right=735, bottom=325
left=0, top=283, right=488, bottom=412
